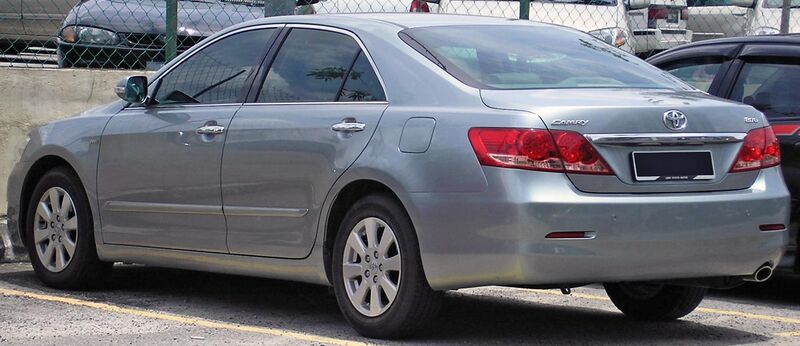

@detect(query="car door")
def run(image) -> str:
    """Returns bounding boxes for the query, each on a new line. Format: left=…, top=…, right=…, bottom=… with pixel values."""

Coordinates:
left=648, top=43, right=741, bottom=94
left=721, top=44, right=800, bottom=267
left=97, top=26, right=279, bottom=252
left=222, top=26, right=388, bottom=258
left=686, top=0, right=750, bottom=41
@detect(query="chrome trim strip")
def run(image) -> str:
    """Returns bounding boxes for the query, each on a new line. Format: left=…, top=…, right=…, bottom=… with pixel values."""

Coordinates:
left=242, top=101, right=388, bottom=106
left=585, top=133, right=746, bottom=145
left=224, top=206, right=308, bottom=218
left=104, top=201, right=223, bottom=215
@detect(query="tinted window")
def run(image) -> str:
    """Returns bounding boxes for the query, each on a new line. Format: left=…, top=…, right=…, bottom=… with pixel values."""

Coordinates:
left=731, top=63, right=800, bottom=119
left=402, top=25, right=691, bottom=91
left=155, top=29, right=275, bottom=105
left=339, top=52, right=385, bottom=102
left=259, top=29, right=361, bottom=103
left=665, top=61, right=723, bottom=92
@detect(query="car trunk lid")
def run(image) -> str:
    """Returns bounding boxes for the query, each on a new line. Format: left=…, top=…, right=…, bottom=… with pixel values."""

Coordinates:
left=480, top=88, right=766, bottom=193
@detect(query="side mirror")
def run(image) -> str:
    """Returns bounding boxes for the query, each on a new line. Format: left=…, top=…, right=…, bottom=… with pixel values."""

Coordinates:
left=296, top=0, right=320, bottom=5
left=628, top=0, right=651, bottom=10
left=115, top=76, right=148, bottom=105
left=731, top=0, right=754, bottom=7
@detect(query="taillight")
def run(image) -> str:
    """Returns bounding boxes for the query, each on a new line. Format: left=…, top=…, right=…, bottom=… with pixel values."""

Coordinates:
left=409, top=0, right=430, bottom=12
left=730, top=126, right=781, bottom=173
left=681, top=8, right=689, bottom=20
left=648, top=6, right=669, bottom=28
left=468, top=128, right=612, bottom=175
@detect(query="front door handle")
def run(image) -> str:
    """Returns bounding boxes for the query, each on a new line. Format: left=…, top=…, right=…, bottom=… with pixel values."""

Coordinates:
left=332, top=120, right=366, bottom=132
left=196, top=125, right=226, bottom=135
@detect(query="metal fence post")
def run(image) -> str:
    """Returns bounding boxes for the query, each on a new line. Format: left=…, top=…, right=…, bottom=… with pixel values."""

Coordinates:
left=520, top=0, right=530, bottom=20
left=265, top=0, right=296, bottom=17
left=165, top=0, right=178, bottom=62
left=780, top=0, right=791, bottom=34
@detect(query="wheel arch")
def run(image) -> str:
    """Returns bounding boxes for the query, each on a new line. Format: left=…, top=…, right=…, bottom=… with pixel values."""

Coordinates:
left=322, top=179, right=410, bottom=285
left=18, top=155, right=85, bottom=246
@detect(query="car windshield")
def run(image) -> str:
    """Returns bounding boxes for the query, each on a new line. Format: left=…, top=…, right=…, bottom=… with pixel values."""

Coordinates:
left=401, top=25, right=692, bottom=91
left=762, top=0, right=800, bottom=8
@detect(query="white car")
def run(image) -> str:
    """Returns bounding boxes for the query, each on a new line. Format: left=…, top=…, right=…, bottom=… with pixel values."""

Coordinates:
left=688, top=0, right=798, bottom=41
left=315, top=0, right=693, bottom=54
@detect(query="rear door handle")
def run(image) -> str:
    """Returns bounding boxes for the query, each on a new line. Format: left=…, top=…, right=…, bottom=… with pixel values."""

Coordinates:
left=196, top=125, right=226, bottom=135
left=332, top=121, right=366, bottom=132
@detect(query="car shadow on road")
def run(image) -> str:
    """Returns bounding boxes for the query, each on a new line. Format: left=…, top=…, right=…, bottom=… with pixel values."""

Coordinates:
left=0, top=264, right=773, bottom=345
left=709, top=274, right=800, bottom=308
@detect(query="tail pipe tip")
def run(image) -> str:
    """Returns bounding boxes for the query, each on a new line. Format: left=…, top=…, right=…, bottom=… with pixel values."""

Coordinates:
left=743, top=265, right=774, bottom=283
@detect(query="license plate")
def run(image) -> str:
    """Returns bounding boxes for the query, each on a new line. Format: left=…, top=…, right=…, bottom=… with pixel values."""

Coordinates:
left=632, top=151, right=715, bottom=182
left=667, top=10, right=680, bottom=24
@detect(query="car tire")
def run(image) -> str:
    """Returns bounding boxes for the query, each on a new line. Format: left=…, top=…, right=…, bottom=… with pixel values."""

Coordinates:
left=25, top=167, right=112, bottom=289
left=604, top=282, right=706, bottom=321
left=331, top=193, right=442, bottom=339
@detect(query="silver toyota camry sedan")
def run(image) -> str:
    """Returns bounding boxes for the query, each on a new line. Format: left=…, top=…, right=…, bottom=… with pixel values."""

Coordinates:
left=6, top=14, right=790, bottom=338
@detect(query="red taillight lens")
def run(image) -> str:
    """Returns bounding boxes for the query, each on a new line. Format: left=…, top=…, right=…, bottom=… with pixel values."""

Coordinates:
left=730, top=126, right=781, bottom=173
left=468, top=128, right=612, bottom=175
left=648, top=7, right=669, bottom=19
left=409, top=0, right=430, bottom=12
left=680, top=8, right=689, bottom=20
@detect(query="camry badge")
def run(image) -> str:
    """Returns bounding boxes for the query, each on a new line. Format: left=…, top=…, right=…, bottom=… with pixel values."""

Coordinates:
left=663, top=110, right=687, bottom=131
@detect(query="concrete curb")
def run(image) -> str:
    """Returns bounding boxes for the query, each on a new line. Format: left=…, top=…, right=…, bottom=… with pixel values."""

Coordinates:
left=0, top=216, right=28, bottom=263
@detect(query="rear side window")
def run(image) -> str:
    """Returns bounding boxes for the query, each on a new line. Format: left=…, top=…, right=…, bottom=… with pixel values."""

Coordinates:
left=339, top=52, right=386, bottom=102
left=731, top=63, right=800, bottom=119
left=401, top=25, right=691, bottom=91
left=155, top=29, right=275, bottom=105
left=258, top=29, right=362, bottom=103
left=662, top=59, right=724, bottom=92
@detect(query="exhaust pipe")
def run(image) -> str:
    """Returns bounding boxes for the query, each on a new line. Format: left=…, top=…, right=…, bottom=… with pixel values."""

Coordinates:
left=743, top=265, right=774, bottom=283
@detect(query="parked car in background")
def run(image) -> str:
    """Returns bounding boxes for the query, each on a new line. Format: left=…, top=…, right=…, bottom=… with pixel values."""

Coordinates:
left=687, top=0, right=798, bottom=42
left=411, top=0, right=691, bottom=54
left=0, top=0, right=78, bottom=52
left=627, top=0, right=693, bottom=53
left=56, top=0, right=316, bottom=69
left=648, top=35, right=800, bottom=273
left=7, top=13, right=789, bottom=339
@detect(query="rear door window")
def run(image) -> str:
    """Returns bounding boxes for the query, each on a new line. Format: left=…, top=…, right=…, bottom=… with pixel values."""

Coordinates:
left=258, top=28, right=362, bottom=103
left=730, top=62, right=800, bottom=119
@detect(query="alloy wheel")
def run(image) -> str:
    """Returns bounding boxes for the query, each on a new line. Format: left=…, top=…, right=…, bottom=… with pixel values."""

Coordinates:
left=342, top=217, right=402, bottom=317
left=33, top=187, right=78, bottom=273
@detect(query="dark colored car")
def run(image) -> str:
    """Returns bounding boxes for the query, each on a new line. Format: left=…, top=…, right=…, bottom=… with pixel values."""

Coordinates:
left=56, top=0, right=315, bottom=69
left=648, top=35, right=800, bottom=274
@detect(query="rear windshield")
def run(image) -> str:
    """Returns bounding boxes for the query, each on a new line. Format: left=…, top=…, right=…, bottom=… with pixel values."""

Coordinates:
left=401, top=25, right=692, bottom=91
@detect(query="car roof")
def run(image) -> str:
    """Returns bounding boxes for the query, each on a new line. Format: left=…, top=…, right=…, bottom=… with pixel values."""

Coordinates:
left=649, top=34, right=800, bottom=59
left=246, top=13, right=549, bottom=31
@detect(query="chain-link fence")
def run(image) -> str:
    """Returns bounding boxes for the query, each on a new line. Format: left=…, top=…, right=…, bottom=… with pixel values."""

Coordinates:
left=0, top=0, right=796, bottom=69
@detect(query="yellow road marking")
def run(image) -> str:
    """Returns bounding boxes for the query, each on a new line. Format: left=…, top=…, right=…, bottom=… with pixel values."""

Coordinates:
left=0, top=288, right=366, bottom=346
left=775, top=331, right=800, bottom=337
left=525, top=288, right=800, bottom=326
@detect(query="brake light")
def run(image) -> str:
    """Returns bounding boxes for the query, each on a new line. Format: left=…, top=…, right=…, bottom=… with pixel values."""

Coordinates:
left=648, top=7, right=669, bottom=19
left=409, top=0, right=430, bottom=12
left=468, top=128, right=612, bottom=175
left=730, top=126, right=781, bottom=173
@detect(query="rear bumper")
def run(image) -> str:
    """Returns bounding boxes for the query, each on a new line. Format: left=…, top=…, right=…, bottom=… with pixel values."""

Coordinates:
left=410, top=166, right=789, bottom=290
left=633, top=29, right=692, bottom=52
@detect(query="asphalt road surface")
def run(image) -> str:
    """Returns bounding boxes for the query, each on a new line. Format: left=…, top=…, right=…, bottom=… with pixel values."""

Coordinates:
left=0, top=261, right=799, bottom=345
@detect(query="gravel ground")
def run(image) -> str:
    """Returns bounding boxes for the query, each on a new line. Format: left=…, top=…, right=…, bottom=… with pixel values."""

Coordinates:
left=0, top=261, right=799, bottom=345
